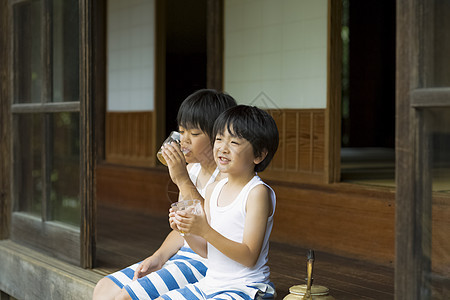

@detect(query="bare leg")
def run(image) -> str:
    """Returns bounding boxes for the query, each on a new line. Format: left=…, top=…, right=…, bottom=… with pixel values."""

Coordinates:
left=115, top=288, right=133, bottom=300
left=92, top=277, right=122, bottom=300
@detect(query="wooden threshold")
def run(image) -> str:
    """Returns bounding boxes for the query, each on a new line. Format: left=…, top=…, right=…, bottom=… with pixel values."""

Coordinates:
left=0, top=240, right=102, bottom=299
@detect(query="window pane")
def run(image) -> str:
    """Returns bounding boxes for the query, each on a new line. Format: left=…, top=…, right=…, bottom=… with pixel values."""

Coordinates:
left=425, top=108, right=450, bottom=298
left=13, top=114, right=43, bottom=216
left=49, top=112, right=80, bottom=226
left=432, top=120, right=450, bottom=193
left=13, top=1, right=42, bottom=104
left=426, top=1, right=450, bottom=87
left=52, top=0, right=80, bottom=102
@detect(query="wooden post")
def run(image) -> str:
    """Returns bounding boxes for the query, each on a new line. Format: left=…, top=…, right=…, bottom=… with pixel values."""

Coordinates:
left=206, top=0, right=224, bottom=91
left=0, top=0, right=11, bottom=240
left=325, top=0, right=342, bottom=184
left=395, top=0, right=430, bottom=298
left=79, top=0, right=95, bottom=269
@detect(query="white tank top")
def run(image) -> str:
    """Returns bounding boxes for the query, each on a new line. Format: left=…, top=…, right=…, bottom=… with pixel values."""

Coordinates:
left=188, top=163, right=220, bottom=198
left=204, top=175, right=276, bottom=286
left=184, top=163, right=220, bottom=248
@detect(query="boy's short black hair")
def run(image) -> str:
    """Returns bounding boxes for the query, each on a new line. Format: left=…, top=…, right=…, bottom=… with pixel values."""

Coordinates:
left=212, top=105, right=279, bottom=172
left=177, top=89, right=237, bottom=139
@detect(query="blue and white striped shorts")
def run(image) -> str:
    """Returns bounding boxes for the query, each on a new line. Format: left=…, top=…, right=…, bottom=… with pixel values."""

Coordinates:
left=159, top=281, right=277, bottom=300
left=106, top=247, right=208, bottom=300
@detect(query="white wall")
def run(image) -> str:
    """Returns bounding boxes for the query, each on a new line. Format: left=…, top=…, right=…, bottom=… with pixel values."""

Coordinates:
left=224, top=0, right=327, bottom=109
left=107, top=0, right=155, bottom=111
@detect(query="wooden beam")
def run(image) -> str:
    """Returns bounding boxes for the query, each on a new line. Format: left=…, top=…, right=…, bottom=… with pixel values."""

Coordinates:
left=0, top=0, right=11, bottom=240
left=411, top=88, right=450, bottom=108
left=206, top=0, right=224, bottom=90
left=79, top=0, right=95, bottom=269
left=154, top=0, right=166, bottom=161
left=93, top=0, right=107, bottom=163
left=11, top=102, right=80, bottom=113
left=325, top=0, right=342, bottom=184
left=41, top=0, right=53, bottom=223
left=11, top=212, right=80, bottom=265
left=395, top=0, right=431, bottom=299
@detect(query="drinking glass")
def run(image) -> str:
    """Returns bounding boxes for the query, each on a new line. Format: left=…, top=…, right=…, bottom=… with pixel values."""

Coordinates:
left=157, top=131, right=181, bottom=166
left=171, top=199, right=201, bottom=236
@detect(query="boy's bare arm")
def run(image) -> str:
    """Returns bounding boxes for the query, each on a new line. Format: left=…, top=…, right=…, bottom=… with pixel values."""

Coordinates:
left=152, top=230, right=185, bottom=261
left=163, top=143, right=205, bottom=202
left=183, top=234, right=208, bottom=257
left=174, top=182, right=217, bottom=257
left=133, top=230, right=184, bottom=279
left=175, top=183, right=214, bottom=257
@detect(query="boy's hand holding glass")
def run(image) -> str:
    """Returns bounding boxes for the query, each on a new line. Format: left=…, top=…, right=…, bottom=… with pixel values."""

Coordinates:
left=157, top=131, right=188, bottom=167
left=170, top=199, right=202, bottom=236
left=157, top=131, right=181, bottom=166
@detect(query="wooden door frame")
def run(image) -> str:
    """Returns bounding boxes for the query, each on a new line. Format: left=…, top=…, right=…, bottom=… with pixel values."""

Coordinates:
left=396, top=0, right=450, bottom=298
left=396, top=1, right=424, bottom=298
left=89, top=0, right=106, bottom=267
left=0, top=0, right=11, bottom=241
left=206, top=0, right=223, bottom=91
left=80, top=0, right=96, bottom=269
left=326, top=0, right=343, bottom=183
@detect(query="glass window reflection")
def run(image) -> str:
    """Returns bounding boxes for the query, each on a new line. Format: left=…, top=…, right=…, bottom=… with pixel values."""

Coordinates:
left=52, top=0, right=80, bottom=102
left=13, top=114, right=43, bottom=216
left=424, top=108, right=450, bottom=298
left=427, top=2, right=450, bottom=87
left=49, top=112, right=80, bottom=226
left=13, top=1, right=42, bottom=104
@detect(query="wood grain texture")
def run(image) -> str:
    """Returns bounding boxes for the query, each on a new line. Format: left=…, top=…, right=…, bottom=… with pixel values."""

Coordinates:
left=270, top=182, right=396, bottom=266
left=269, top=241, right=394, bottom=299
left=96, top=164, right=178, bottom=214
left=326, top=0, right=343, bottom=183
left=395, top=1, right=423, bottom=298
left=80, top=0, right=95, bottom=268
left=105, top=111, right=155, bottom=167
left=0, top=0, right=11, bottom=240
left=264, top=109, right=326, bottom=184
left=206, top=0, right=224, bottom=90
left=11, top=213, right=80, bottom=266
left=104, top=109, right=326, bottom=181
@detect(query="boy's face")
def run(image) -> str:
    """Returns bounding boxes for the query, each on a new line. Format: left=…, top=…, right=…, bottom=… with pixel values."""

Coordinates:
left=213, top=128, right=260, bottom=175
left=179, top=126, right=213, bottom=164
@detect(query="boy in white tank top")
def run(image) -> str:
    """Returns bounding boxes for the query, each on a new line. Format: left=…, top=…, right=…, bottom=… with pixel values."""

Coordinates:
left=168, top=105, right=279, bottom=299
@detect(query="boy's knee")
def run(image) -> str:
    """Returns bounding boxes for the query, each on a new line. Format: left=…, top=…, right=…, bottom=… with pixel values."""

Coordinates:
left=92, top=277, right=121, bottom=300
left=94, top=277, right=108, bottom=289
left=115, top=288, right=133, bottom=300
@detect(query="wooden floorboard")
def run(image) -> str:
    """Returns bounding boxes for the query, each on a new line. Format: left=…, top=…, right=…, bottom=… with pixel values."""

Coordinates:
left=268, top=242, right=394, bottom=299
left=96, top=204, right=171, bottom=271
left=96, top=204, right=394, bottom=299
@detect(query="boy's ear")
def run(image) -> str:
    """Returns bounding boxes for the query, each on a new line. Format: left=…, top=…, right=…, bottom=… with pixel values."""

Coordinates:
left=254, top=150, right=268, bottom=165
